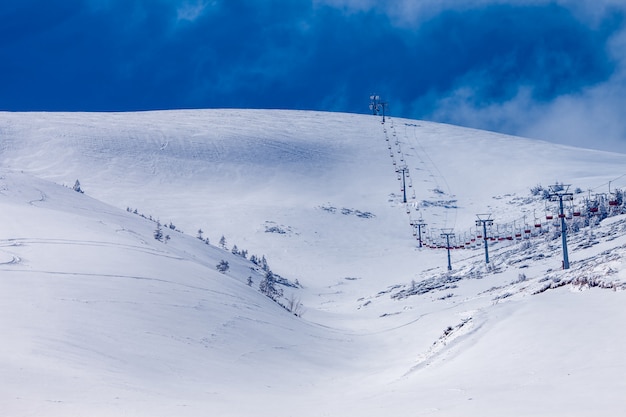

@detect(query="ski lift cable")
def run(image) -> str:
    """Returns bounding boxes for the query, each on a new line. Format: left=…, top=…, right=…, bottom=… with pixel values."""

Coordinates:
left=590, top=173, right=626, bottom=192
left=410, top=125, right=457, bottom=230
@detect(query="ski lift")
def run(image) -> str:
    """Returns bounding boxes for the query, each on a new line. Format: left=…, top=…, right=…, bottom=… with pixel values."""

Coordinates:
left=515, top=232, right=522, bottom=238
left=544, top=202, right=554, bottom=220
left=533, top=210, right=542, bottom=228
left=590, top=206, right=599, bottom=213
left=608, top=181, right=619, bottom=206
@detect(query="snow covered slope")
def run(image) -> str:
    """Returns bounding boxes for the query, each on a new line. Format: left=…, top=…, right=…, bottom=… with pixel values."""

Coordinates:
left=1, top=109, right=626, bottom=416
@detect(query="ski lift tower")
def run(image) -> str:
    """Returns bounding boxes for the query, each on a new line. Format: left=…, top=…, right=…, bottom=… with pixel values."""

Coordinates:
left=475, top=214, right=494, bottom=264
left=410, top=217, right=427, bottom=248
left=380, top=101, right=388, bottom=123
left=396, top=165, right=409, bottom=203
left=369, top=94, right=381, bottom=115
left=549, top=184, right=573, bottom=269
left=440, top=229, right=455, bottom=271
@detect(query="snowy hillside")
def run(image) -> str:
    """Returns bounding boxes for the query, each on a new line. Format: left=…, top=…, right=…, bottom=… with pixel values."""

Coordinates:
left=1, top=109, right=626, bottom=416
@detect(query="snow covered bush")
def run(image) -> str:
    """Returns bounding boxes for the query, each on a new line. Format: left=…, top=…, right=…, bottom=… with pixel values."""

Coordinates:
left=216, top=259, right=230, bottom=273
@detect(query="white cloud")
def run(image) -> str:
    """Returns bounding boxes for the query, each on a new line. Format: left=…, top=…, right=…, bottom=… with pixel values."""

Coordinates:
left=426, top=47, right=626, bottom=153
left=315, top=0, right=626, bottom=27
left=176, top=0, right=214, bottom=22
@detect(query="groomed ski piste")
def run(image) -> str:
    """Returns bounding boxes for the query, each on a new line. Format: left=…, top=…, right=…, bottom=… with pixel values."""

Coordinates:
left=1, top=109, right=626, bottom=416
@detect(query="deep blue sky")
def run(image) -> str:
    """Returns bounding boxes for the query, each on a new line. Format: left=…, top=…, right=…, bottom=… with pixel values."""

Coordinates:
left=2, top=1, right=626, bottom=151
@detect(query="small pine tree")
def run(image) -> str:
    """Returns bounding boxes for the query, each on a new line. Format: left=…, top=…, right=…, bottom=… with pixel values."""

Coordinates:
left=259, top=270, right=283, bottom=301
left=73, top=179, right=84, bottom=193
left=216, top=259, right=230, bottom=273
left=197, top=229, right=204, bottom=240
left=246, top=276, right=253, bottom=286
left=231, top=244, right=239, bottom=255
left=219, top=235, right=227, bottom=249
left=154, top=220, right=164, bottom=241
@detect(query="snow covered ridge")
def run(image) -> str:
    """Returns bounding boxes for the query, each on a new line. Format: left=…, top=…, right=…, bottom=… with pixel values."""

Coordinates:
left=2, top=109, right=626, bottom=416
